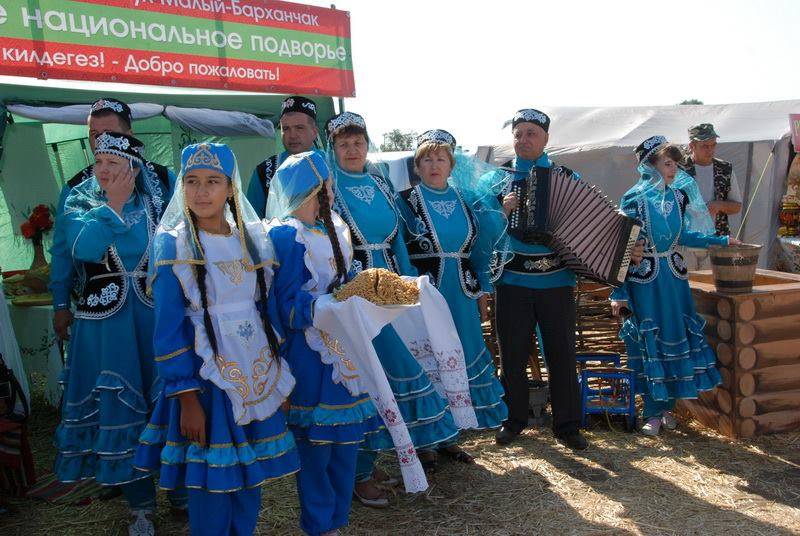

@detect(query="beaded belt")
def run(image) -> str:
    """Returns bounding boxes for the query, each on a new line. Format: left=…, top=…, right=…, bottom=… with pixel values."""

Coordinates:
left=88, top=271, right=148, bottom=281
left=354, top=243, right=391, bottom=251
left=409, top=252, right=469, bottom=260
left=505, top=252, right=564, bottom=274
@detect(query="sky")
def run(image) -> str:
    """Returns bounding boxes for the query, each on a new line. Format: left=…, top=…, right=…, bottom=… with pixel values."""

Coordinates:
left=302, top=0, right=799, bottom=148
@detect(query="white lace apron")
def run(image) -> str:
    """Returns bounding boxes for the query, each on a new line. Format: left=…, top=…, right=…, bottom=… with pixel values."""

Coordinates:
left=173, top=225, right=295, bottom=426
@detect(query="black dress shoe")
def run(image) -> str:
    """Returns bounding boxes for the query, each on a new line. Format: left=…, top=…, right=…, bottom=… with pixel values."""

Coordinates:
left=495, top=425, right=521, bottom=446
left=555, top=430, right=589, bottom=451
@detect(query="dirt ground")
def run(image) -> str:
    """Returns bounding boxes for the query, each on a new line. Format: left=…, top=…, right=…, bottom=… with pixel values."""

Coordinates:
left=2, top=392, right=799, bottom=536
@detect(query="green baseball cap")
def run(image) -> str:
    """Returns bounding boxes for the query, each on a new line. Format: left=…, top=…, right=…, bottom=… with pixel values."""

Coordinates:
left=688, top=123, right=720, bottom=141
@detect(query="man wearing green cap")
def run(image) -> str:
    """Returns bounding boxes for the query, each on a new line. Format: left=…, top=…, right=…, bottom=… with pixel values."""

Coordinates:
left=681, top=123, right=742, bottom=236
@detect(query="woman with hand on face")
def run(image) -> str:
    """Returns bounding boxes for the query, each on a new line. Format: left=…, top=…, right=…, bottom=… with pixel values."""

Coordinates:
left=397, top=130, right=508, bottom=462
left=54, top=132, right=185, bottom=535
left=325, top=113, right=459, bottom=507
left=611, top=136, right=740, bottom=437
left=134, top=143, right=299, bottom=535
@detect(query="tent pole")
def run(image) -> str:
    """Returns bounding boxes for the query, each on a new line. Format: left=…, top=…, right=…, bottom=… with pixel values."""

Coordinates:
left=331, top=3, right=346, bottom=115
left=51, top=143, right=66, bottom=185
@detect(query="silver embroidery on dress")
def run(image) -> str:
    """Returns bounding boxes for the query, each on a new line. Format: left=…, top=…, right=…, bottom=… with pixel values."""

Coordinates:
left=428, top=200, right=457, bottom=219
left=86, top=282, right=120, bottom=307
left=345, top=185, right=375, bottom=205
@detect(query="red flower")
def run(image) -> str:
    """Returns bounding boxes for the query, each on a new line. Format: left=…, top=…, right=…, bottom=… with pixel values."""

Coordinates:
left=30, top=212, right=52, bottom=230
left=20, top=221, right=36, bottom=239
left=22, top=205, right=53, bottom=236
left=32, top=204, right=49, bottom=216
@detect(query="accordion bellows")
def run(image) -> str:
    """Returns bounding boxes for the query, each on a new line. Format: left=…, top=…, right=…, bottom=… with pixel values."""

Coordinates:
left=508, top=166, right=641, bottom=286
left=333, top=268, right=419, bottom=305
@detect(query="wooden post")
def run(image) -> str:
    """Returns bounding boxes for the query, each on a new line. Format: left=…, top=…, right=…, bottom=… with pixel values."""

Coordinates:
left=739, top=410, right=800, bottom=438
left=738, top=390, right=800, bottom=418
left=737, top=340, right=800, bottom=370
left=716, top=343, right=734, bottom=367
left=716, top=298, right=732, bottom=320
left=737, top=314, right=800, bottom=345
left=738, top=364, right=800, bottom=397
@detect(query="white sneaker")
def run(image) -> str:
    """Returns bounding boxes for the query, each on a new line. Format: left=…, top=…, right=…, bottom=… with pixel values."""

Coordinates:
left=661, top=411, right=677, bottom=430
left=128, top=509, right=155, bottom=536
left=640, top=417, right=662, bottom=436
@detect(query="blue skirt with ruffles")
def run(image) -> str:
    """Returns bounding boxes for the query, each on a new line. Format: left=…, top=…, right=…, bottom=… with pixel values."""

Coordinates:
left=134, top=381, right=299, bottom=492
left=54, top=297, right=159, bottom=486
left=621, top=261, right=721, bottom=402
left=359, top=325, right=460, bottom=452
left=284, top=332, right=384, bottom=445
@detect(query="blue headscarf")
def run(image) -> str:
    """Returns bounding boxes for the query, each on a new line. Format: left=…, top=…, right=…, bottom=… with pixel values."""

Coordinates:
left=622, top=135, right=715, bottom=243
left=150, top=142, right=275, bottom=286
left=265, top=150, right=331, bottom=221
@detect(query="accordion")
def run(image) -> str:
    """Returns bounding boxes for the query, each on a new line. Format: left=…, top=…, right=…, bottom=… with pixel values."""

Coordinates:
left=507, top=166, right=640, bottom=286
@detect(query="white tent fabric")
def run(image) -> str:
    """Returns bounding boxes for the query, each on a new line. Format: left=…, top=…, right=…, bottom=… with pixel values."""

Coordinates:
left=6, top=103, right=276, bottom=138
left=479, top=100, right=800, bottom=267
left=164, top=106, right=275, bottom=138
left=7, top=103, right=164, bottom=124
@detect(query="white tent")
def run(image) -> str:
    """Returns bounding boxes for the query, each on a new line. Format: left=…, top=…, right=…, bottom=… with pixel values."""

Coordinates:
left=477, top=100, right=800, bottom=267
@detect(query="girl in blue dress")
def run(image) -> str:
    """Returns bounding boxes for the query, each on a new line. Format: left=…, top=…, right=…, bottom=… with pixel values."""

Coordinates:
left=324, top=113, right=459, bottom=506
left=611, top=136, right=738, bottom=436
left=134, top=143, right=299, bottom=535
left=265, top=150, right=382, bottom=536
left=397, top=130, right=508, bottom=452
left=54, top=132, right=185, bottom=535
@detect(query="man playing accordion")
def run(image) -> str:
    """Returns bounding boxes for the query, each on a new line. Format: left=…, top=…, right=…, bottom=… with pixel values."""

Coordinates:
left=491, top=108, right=643, bottom=450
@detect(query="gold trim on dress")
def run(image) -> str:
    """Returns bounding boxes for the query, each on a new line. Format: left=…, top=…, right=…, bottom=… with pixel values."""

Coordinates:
left=155, top=345, right=191, bottom=362
left=213, top=259, right=245, bottom=285
left=215, top=354, right=249, bottom=399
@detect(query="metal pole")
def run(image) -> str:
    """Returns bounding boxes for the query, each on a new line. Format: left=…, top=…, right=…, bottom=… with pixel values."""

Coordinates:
left=331, top=3, right=346, bottom=114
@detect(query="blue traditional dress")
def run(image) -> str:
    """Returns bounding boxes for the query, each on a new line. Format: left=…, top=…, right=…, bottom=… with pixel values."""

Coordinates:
left=266, top=151, right=383, bottom=536
left=398, top=181, right=507, bottom=430
left=331, top=165, right=459, bottom=473
left=53, top=133, right=171, bottom=512
left=135, top=143, right=298, bottom=535
left=612, top=141, right=728, bottom=419
left=245, top=151, right=288, bottom=218
left=50, top=163, right=174, bottom=312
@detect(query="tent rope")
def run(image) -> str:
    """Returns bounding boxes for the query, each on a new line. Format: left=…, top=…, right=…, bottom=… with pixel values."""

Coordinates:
left=736, top=141, right=778, bottom=241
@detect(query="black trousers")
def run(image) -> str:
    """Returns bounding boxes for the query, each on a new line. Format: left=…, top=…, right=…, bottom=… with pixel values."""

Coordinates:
left=495, top=284, right=580, bottom=435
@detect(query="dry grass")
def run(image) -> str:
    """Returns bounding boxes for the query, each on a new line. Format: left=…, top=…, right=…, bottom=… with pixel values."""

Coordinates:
left=3, top=395, right=800, bottom=536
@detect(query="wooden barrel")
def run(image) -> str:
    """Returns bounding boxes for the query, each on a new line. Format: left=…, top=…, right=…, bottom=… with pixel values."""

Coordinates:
left=708, top=244, right=762, bottom=294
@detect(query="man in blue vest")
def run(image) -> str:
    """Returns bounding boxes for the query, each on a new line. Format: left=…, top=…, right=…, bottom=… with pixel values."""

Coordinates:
left=50, top=98, right=175, bottom=342
left=246, top=96, right=319, bottom=217
left=493, top=109, right=590, bottom=450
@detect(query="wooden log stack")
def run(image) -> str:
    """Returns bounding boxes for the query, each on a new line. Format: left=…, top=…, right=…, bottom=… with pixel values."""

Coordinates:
left=679, top=269, right=800, bottom=438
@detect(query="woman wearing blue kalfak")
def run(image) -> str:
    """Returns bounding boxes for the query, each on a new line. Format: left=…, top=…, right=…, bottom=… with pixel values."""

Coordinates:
left=323, top=112, right=460, bottom=506
left=133, top=142, right=299, bottom=535
left=396, top=129, right=508, bottom=445
left=265, top=149, right=383, bottom=536
left=54, top=131, right=186, bottom=535
left=611, top=136, right=740, bottom=436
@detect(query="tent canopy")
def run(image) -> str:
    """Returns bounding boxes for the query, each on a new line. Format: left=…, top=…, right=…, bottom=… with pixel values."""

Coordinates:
left=0, top=76, right=335, bottom=271
left=479, top=100, right=800, bottom=268
left=489, top=100, right=799, bottom=154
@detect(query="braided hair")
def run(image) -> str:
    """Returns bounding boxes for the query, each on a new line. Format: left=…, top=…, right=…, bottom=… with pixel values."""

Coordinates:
left=317, top=184, right=349, bottom=293
left=229, top=196, right=282, bottom=359
left=186, top=193, right=281, bottom=361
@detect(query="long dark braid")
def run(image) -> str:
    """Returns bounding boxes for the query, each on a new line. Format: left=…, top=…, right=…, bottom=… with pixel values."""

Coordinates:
left=188, top=210, right=220, bottom=358
left=227, top=198, right=281, bottom=359
left=317, top=186, right=349, bottom=293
